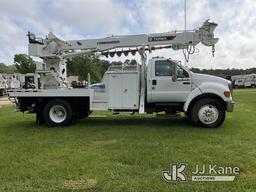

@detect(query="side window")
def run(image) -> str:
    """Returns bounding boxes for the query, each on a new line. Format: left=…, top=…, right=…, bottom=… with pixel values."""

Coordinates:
left=177, top=65, right=189, bottom=78
left=155, top=60, right=175, bottom=76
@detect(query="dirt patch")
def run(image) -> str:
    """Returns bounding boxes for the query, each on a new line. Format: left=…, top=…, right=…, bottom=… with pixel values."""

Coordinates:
left=239, top=170, right=248, bottom=177
left=90, top=115, right=107, bottom=117
left=0, top=97, right=12, bottom=106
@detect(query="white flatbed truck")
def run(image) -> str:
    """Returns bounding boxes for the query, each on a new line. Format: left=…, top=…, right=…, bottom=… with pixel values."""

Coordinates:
left=0, top=74, right=7, bottom=96
left=8, top=20, right=234, bottom=128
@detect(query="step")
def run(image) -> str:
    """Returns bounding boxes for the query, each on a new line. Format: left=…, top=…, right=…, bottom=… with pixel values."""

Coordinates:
left=92, top=100, right=108, bottom=103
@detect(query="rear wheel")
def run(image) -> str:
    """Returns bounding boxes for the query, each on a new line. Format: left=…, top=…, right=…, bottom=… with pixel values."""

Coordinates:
left=190, top=98, right=225, bottom=128
left=43, top=99, right=72, bottom=127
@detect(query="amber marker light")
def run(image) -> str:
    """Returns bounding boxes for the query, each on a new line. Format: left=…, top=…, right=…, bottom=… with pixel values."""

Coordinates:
left=224, top=91, right=231, bottom=98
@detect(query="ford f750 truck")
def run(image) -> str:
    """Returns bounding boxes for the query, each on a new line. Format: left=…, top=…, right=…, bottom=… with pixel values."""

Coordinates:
left=8, top=20, right=234, bottom=128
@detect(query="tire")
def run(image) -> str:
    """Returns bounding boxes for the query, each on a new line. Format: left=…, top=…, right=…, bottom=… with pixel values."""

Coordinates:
left=43, top=99, right=72, bottom=127
left=190, top=98, right=225, bottom=128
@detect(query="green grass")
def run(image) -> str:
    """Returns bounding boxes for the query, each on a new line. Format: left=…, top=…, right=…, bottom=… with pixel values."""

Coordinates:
left=0, top=89, right=256, bottom=191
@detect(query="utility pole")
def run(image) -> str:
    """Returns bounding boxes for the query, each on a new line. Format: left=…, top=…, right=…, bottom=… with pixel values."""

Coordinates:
left=184, top=0, right=187, bottom=32
left=184, top=0, right=187, bottom=67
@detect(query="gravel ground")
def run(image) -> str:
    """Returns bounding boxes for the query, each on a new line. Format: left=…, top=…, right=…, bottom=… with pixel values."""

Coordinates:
left=0, top=97, right=12, bottom=106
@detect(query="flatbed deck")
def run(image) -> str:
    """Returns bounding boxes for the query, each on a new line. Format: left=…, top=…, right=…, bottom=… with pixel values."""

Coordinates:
left=8, top=88, right=91, bottom=97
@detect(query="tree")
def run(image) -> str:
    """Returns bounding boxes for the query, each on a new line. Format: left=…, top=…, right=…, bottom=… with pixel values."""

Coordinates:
left=98, top=59, right=111, bottom=77
left=0, top=63, right=16, bottom=73
left=14, top=54, right=36, bottom=74
left=67, top=56, right=110, bottom=82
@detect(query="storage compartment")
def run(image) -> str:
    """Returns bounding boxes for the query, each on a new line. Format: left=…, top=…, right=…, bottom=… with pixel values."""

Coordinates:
left=107, top=71, right=139, bottom=110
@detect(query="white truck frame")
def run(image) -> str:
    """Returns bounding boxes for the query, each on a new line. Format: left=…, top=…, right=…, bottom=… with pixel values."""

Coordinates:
left=0, top=74, right=7, bottom=96
left=4, top=73, right=21, bottom=90
left=244, top=74, right=256, bottom=88
left=8, top=20, right=234, bottom=128
left=234, top=74, right=256, bottom=88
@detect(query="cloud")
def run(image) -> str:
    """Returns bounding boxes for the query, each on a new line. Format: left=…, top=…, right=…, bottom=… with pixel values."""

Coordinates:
left=0, top=0, right=48, bottom=64
left=0, top=15, right=27, bottom=64
left=0, top=0, right=255, bottom=69
left=0, top=0, right=136, bottom=64
left=127, top=0, right=256, bottom=69
left=48, top=0, right=137, bottom=35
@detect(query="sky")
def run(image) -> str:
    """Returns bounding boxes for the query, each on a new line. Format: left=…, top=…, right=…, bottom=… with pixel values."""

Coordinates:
left=0, top=0, right=255, bottom=69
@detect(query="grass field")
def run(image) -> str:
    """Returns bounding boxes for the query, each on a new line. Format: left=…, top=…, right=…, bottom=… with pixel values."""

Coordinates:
left=0, top=89, right=256, bottom=191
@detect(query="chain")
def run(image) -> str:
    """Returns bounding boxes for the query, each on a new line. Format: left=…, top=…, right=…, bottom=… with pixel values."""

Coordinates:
left=212, top=45, right=215, bottom=57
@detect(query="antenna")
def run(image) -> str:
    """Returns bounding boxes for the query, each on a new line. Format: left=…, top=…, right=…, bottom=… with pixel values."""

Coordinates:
left=184, top=0, right=187, bottom=32
left=184, top=0, right=187, bottom=67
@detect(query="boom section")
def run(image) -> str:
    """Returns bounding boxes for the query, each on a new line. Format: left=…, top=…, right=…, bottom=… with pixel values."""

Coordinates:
left=28, top=20, right=218, bottom=58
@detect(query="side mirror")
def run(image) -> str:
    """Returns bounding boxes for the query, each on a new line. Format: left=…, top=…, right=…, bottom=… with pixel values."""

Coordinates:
left=172, top=74, right=177, bottom=82
left=172, top=62, right=177, bottom=82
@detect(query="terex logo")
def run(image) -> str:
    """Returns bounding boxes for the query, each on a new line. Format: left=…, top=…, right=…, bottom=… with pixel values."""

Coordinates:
left=162, top=163, right=187, bottom=182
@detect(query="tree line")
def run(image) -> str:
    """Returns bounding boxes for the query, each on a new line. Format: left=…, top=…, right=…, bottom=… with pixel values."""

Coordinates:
left=190, top=68, right=256, bottom=77
left=0, top=54, right=255, bottom=82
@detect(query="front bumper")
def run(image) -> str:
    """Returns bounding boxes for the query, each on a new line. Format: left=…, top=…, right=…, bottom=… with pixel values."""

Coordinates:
left=226, top=101, right=235, bottom=112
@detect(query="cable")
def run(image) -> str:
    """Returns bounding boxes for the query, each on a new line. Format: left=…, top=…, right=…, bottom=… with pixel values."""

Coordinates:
left=182, top=45, right=195, bottom=63
left=183, top=48, right=190, bottom=63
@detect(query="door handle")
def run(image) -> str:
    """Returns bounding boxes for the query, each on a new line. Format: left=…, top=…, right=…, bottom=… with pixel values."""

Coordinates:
left=152, top=79, right=157, bottom=85
left=183, top=82, right=190, bottom=85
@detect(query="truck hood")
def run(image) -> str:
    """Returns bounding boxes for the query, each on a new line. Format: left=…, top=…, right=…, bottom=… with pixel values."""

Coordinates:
left=191, top=73, right=230, bottom=87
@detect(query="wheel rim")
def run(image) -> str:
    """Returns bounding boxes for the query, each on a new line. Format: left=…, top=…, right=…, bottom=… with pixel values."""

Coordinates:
left=49, top=105, right=67, bottom=123
left=198, top=104, right=219, bottom=125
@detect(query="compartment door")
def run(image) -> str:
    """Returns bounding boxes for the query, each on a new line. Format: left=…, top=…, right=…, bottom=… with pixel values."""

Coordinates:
left=108, top=74, right=122, bottom=108
left=122, top=74, right=139, bottom=108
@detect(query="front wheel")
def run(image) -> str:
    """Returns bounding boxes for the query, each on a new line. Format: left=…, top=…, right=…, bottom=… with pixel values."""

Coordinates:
left=190, top=98, right=225, bottom=128
left=43, top=99, right=72, bottom=127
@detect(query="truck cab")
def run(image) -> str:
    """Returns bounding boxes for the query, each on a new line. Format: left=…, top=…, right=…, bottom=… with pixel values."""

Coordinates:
left=244, top=75, right=256, bottom=88
left=145, top=57, right=234, bottom=127
left=235, top=78, right=245, bottom=88
left=147, top=57, right=191, bottom=103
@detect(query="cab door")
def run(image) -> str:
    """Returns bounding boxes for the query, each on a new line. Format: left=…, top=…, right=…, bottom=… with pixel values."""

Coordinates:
left=148, top=59, right=192, bottom=103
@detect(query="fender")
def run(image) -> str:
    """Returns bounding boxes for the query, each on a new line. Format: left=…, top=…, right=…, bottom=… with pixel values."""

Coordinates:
left=183, top=87, right=202, bottom=112
left=183, top=82, right=231, bottom=112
